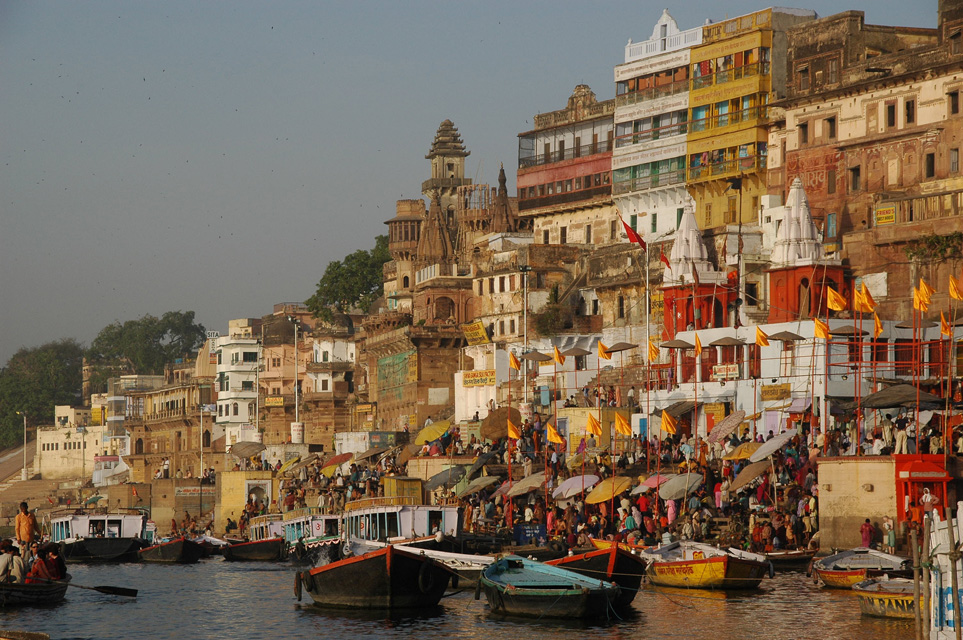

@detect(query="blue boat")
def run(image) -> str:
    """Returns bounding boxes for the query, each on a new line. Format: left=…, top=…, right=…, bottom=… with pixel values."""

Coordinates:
left=476, top=555, right=621, bottom=619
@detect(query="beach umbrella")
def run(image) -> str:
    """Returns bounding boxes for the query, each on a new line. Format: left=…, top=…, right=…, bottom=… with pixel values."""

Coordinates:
left=395, top=444, right=421, bottom=468
left=278, top=456, right=301, bottom=474
left=707, top=410, right=747, bottom=444
left=522, top=351, right=554, bottom=363
left=630, top=483, right=652, bottom=495
left=466, top=451, right=498, bottom=479
left=282, top=453, right=319, bottom=477
left=605, top=342, right=637, bottom=353
left=84, top=495, right=104, bottom=506
left=561, top=347, right=592, bottom=357
left=480, top=407, right=522, bottom=441
left=768, top=331, right=805, bottom=341
left=354, top=446, right=390, bottom=463
left=585, top=476, right=633, bottom=504
left=641, top=473, right=674, bottom=488
left=320, top=452, right=354, bottom=477
left=728, top=460, right=772, bottom=493
left=708, top=337, right=746, bottom=347
left=230, top=441, right=266, bottom=459
left=659, top=473, right=704, bottom=501
left=414, top=419, right=451, bottom=445
left=457, top=475, right=501, bottom=498
left=723, top=442, right=762, bottom=460
left=661, top=339, right=694, bottom=349
left=749, top=429, right=798, bottom=463
left=506, top=471, right=547, bottom=498
left=490, top=479, right=514, bottom=499
left=552, top=474, right=600, bottom=500
left=424, top=466, right=466, bottom=492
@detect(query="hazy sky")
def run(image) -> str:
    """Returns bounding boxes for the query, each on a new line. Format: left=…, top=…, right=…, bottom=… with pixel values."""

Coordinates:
left=0, top=1, right=932, bottom=365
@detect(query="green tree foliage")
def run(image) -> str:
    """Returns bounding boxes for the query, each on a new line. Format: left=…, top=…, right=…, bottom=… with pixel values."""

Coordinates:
left=86, top=311, right=206, bottom=380
left=306, top=235, right=391, bottom=321
left=0, top=340, right=84, bottom=446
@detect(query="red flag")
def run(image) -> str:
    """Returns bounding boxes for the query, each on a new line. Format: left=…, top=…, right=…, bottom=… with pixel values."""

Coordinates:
left=617, top=211, right=646, bottom=250
left=132, top=487, right=139, bottom=498
left=660, top=249, right=671, bottom=271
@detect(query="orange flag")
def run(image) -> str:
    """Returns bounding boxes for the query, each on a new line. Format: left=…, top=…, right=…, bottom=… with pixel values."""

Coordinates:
left=598, top=341, right=612, bottom=361
left=920, top=278, right=936, bottom=304
left=755, top=326, right=769, bottom=347
left=694, top=333, right=702, bottom=358
left=586, top=413, right=602, bottom=436
left=814, top=318, right=830, bottom=339
left=507, top=419, right=521, bottom=439
left=648, top=339, right=659, bottom=363
left=509, top=351, right=521, bottom=371
left=660, top=410, right=677, bottom=435
left=942, top=311, right=953, bottom=338
left=827, top=286, right=847, bottom=311
left=950, top=275, right=963, bottom=302
left=553, top=345, right=566, bottom=366
left=874, top=313, right=883, bottom=340
left=615, top=413, right=632, bottom=436
left=913, top=287, right=929, bottom=312
left=861, top=282, right=877, bottom=311
left=546, top=423, right=565, bottom=445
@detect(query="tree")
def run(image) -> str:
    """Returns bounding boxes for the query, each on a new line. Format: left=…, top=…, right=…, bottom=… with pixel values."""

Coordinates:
left=0, top=340, right=84, bottom=447
left=305, top=235, right=391, bottom=321
left=86, top=311, right=206, bottom=385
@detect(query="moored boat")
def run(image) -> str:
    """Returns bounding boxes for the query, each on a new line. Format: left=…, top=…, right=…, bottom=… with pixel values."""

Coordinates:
left=764, top=548, right=817, bottom=571
left=48, top=509, right=149, bottom=563
left=641, top=541, right=771, bottom=589
left=138, top=537, right=205, bottom=564
left=0, top=576, right=70, bottom=606
left=477, top=555, right=620, bottom=618
left=296, top=544, right=450, bottom=609
left=547, top=545, right=647, bottom=607
left=223, top=537, right=287, bottom=562
left=811, top=548, right=912, bottom=589
left=853, top=577, right=918, bottom=619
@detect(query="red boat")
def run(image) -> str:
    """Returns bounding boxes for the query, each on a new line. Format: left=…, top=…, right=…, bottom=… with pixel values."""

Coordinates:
left=546, top=545, right=647, bottom=607
left=138, top=537, right=205, bottom=564
left=223, top=537, right=287, bottom=562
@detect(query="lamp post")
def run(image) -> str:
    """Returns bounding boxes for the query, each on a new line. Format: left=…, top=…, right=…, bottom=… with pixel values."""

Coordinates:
left=287, top=315, right=300, bottom=423
left=519, top=265, right=533, bottom=403
left=16, top=412, right=26, bottom=481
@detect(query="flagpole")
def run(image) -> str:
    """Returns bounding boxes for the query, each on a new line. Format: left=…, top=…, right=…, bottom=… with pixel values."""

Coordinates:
left=854, top=287, right=861, bottom=456
left=914, top=292, right=920, bottom=453
left=507, top=355, right=514, bottom=530
left=645, top=240, right=651, bottom=474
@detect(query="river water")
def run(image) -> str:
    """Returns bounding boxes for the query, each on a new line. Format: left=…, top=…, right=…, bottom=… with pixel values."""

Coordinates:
left=0, top=559, right=913, bottom=640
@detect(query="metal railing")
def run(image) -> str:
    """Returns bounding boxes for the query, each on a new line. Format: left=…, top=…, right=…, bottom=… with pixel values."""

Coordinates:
left=688, top=155, right=767, bottom=181
left=615, top=122, right=687, bottom=148
left=616, top=78, right=690, bottom=107
left=612, top=169, right=686, bottom=195
left=691, top=61, right=770, bottom=90
left=518, top=140, right=612, bottom=168
left=688, top=105, right=769, bottom=133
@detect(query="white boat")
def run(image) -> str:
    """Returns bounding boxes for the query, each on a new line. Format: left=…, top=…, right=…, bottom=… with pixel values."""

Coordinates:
left=47, top=509, right=148, bottom=563
left=281, top=507, right=341, bottom=563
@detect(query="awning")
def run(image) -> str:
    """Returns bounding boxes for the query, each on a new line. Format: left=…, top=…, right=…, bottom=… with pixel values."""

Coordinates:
left=898, top=460, right=950, bottom=481
left=653, top=400, right=700, bottom=418
left=788, top=398, right=812, bottom=413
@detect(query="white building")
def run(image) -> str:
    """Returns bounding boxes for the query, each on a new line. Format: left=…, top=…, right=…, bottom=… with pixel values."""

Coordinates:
left=213, top=334, right=260, bottom=449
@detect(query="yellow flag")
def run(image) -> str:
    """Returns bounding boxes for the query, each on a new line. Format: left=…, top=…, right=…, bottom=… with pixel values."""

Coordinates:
left=814, top=318, right=830, bottom=340
left=553, top=345, right=566, bottom=366
left=507, top=419, right=521, bottom=439
left=615, top=413, right=632, bottom=436
left=874, top=313, right=883, bottom=340
left=648, top=339, right=659, bottom=363
left=508, top=351, right=521, bottom=371
left=660, top=410, right=677, bottom=435
left=861, top=283, right=877, bottom=311
left=913, top=287, right=930, bottom=312
left=546, top=423, right=565, bottom=445
left=920, top=278, right=936, bottom=304
left=694, top=333, right=702, bottom=358
left=826, top=286, right=847, bottom=312
left=755, top=326, right=769, bottom=347
left=950, top=276, right=963, bottom=302
left=854, top=287, right=873, bottom=313
left=586, top=413, right=602, bottom=436
left=942, top=311, right=953, bottom=338
left=598, top=341, right=612, bottom=361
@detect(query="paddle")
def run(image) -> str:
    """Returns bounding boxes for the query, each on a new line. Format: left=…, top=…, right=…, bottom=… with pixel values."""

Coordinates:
left=49, top=580, right=137, bottom=597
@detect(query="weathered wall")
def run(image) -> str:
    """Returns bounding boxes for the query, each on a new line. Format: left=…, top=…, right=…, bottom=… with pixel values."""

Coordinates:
left=816, top=456, right=896, bottom=550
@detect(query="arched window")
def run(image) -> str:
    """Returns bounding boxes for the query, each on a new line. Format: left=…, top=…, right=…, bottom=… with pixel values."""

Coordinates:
left=202, top=430, right=211, bottom=448
left=135, top=438, right=144, bottom=455
left=403, top=275, right=410, bottom=288
left=233, top=402, right=239, bottom=416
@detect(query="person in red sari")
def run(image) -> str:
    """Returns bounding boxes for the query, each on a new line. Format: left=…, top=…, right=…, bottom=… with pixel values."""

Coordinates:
left=25, top=547, right=53, bottom=584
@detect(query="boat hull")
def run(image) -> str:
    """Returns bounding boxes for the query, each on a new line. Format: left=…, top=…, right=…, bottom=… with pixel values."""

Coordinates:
left=0, top=577, right=70, bottom=606
left=300, top=545, right=450, bottom=609
left=547, top=546, right=646, bottom=607
left=139, top=538, right=205, bottom=564
left=646, top=555, right=768, bottom=589
left=764, top=549, right=817, bottom=570
left=853, top=579, right=918, bottom=619
left=223, top=538, right=287, bottom=562
left=60, top=538, right=145, bottom=563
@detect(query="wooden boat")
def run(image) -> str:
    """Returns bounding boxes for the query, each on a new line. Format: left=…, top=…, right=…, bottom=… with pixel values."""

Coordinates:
left=591, top=537, right=653, bottom=554
left=282, top=508, right=341, bottom=565
left=853, top=578, right=918, bottom=619
left=547, top=545, right=647, bottom=607
left=764, top=549, right=817, bottom=571
left=138, top=537, right=205, bottom=564
left=223, top=537, right=287, bottom=562
left=477, top=555, right=621, bottom=619
left=0, top=576, right=70, bottom=606
left=641, top=541, right=772, bottom=589
left=296, top=544, right=450, bottom=609
left=811, top=548, right=912, bottom=589
left=48, top=510, right=148, bottom=563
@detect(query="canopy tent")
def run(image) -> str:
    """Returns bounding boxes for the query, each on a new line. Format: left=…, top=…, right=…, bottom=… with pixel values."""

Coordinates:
left=552, top=475, right=600, bottom=500
left=585, top=476, right=633, bottom=504
left=659, top=473, right=704, bottom=501
left=860, top=384, right=945, bottom=410
left=749, top=429, right=798, bottom=463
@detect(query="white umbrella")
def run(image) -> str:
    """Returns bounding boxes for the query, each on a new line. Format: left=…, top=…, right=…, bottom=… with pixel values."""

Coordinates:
left=552, top=475, right=600, bottom=500
left=506, top=471, right=547, bottom=498
left=659, top=473, right=704, bottom=501
left=749, top=429, right=798, bottom=463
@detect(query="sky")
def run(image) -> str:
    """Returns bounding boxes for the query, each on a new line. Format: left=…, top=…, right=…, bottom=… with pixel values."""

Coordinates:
left=0, top=1, right=934, bottom=365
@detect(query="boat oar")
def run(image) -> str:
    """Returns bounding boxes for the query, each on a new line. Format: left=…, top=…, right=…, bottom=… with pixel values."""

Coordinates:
left=51, top=580, right=137, bottom=597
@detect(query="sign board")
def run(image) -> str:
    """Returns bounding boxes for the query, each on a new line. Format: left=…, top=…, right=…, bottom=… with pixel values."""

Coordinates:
left=874, top=204, right=896, bottom=226
left=513, top=523, right=547, bottom=545
left=703, top=403, right=727, bottom=425
left=462, top=369, right=496, bottom=387
left=650, top=291, right=664, bottom=317
left=760, top=383, right=791, bottom=401
left=355, top=403, right=373, bottom=414
left=264, top=396, right=284, bottom=407
left=206, top=331, right=220, bottom=340
left=174, top=486, right=216, bottom=497
left=461, top=321, right=490, bottom=346
left=711, top=364, right=739, bottom=380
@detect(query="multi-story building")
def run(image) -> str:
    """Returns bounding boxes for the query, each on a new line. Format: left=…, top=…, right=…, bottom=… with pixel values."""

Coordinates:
left=213, top=331, right=260, bottom=447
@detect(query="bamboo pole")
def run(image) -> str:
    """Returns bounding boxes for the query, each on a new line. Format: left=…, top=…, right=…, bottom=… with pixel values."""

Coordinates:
left=924, top=517, right=932, bottom=636
left=913, top=528, right=923, bottom=640
left=945, top=505, right=962, bottom=640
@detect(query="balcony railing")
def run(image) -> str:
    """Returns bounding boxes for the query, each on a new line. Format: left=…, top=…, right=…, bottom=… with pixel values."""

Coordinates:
left=518, top=140, right=612, bottom=168
left=691, top=61, right=770, bottom=91
left=688, top=155, right=766, bottom=182
left=518, top=185, right=611, bottom=211
left=616, top=78, right=690, bottom=108
left=689, top=105, right=769, bottom=134
left=615, top=122, right=687, bottom=149
left=612, top=169, right=686, bottom=195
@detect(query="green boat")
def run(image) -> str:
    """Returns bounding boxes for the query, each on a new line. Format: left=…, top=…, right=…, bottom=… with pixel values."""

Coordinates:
left=476, top=555, right=621, bottom=619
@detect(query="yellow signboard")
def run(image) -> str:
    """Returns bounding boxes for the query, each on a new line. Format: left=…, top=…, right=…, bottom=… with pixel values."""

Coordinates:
left=650, top=291, right=664, bottom=317
left=874, top=205, right=896, bottom=226
left=463, top=369, right=496, bottom=387
left=760, top=383, right=791, bottom=402
left=264, top=396, right=284, bottom=407
left=461, top=321, right=490, bottom=346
